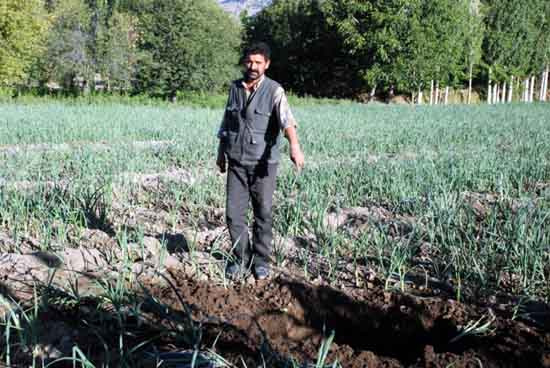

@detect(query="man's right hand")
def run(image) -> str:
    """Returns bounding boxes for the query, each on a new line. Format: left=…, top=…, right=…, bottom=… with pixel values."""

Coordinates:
left=216, top=145, right=227, bottom=173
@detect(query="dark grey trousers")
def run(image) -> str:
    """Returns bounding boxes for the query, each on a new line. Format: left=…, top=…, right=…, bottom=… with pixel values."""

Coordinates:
left=226, top=159, right=278, bottom=268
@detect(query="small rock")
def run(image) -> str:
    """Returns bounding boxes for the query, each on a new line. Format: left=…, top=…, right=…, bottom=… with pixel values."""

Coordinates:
left=61, top=248, right=110, bottom=272
left=163, top=254, right=181, bottom=269
left=142, top=236, right=163, bottom=258
left=132, top=263, right=146, bottom=274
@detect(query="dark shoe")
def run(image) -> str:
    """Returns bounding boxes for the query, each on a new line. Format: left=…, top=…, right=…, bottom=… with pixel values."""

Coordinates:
left=254, top=265, right=270, bottom=280
left=225, top=263, right=242, bottom=279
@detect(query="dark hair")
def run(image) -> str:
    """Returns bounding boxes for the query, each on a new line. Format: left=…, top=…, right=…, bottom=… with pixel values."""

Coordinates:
left=241, top=42, right=271, bottom=62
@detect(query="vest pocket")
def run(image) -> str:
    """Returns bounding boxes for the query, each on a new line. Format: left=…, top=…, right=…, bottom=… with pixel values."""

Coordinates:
left=226, top=105, right=241, bottom=131
left=243, top=130, right=270, bottom=161
left=224, top=131, right=240, bottom=158
left=253, top=108, right=272, bottom=131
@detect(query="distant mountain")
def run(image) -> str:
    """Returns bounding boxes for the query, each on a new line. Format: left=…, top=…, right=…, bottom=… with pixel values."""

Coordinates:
left=218, top=0, right=271, bottom=16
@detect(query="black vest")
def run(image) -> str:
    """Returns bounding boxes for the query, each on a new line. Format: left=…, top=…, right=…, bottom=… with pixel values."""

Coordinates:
left=223, top=77, right=282, bottom=165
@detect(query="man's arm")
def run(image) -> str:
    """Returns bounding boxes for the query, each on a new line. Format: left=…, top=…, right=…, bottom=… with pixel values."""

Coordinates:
left=216, top=97, right=231, bottom=173
left=275, top=88, right=304, bottom=171
left=284, top=124, right=304, bottom=171
left=216, top=139, right=227, bottom=173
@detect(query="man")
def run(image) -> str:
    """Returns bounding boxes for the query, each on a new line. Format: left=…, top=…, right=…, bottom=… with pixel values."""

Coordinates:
left=216, top=42, right=305, bottom=280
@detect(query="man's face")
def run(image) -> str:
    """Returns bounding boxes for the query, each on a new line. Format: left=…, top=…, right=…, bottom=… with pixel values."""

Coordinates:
left=243, top=53, right=270, bottom=82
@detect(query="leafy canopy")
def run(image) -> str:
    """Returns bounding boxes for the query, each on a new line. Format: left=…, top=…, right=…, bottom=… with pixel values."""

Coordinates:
left=0, top=0, right=50, bottom=86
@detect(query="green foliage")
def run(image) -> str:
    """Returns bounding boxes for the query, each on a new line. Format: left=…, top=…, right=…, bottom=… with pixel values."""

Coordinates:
left=96, top=10, right=139, bottom=90
left=133, top=0, right=241, bottom=98
left=530, top=0, right=550, bottom=69
left=323, top=0, right=406, bottom=90
left=40, top=0, right=95, bottom=91
left=0, top=90, right=346, bottom=109
left=483, top=0, right=548, bottom=80
left=244, top=0, right=355, bottom=97
left=37, top=0, right=140, bottom=93
left=0, top=0, right=50, bottom=86
left=3, top=0, right=548, bottom=99
left=406, top=0, right=474, bottom=89
left=323, top=0, right=472, bottom=92
left=463, top=1, right=485, bottom=80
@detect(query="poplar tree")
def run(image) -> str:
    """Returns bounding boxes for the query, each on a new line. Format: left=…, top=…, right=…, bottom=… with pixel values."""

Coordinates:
left=463, top=0, right=484, bottom=103
left=532, top=0, right=550, bottom=101
left=483, top=1, right=540, bottom=83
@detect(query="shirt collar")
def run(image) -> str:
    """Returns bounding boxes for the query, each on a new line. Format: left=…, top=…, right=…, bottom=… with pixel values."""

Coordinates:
left=241, top=75, right=265, bottom=92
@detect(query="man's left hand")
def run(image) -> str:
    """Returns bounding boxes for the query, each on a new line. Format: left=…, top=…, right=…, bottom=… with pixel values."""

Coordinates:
left=290, top=144, right=304, bottom=171
left=216, top=144, right=227, bottom=173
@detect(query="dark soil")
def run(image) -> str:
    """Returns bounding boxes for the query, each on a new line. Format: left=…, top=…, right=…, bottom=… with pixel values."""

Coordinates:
left=145, top=268, right=550, bottom=368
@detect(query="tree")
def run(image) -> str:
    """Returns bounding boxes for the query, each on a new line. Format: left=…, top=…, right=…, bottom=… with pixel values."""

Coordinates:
left=41, top=0, right=95, bottom=93
left=133, top=0, right=241, bottom=98
left=322, top=0, right=386, bottom=96
left=483, top=0, right=541, bottom=81
left=463, top=0, right=484, bottom=103
left=96, top=10, right=139, bottom=90
left=482, top=0, right=550, bottom=102
left=0, top=0, right=50, bottom=87
left=324, top=0, right=470, bottom=99
left=403, top=0, right=472, bottom=102
left=244, top=0, right=354, bottom=97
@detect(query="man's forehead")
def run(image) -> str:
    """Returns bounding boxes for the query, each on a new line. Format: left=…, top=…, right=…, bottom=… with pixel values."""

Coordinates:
left=244, top=53, right=268, bottom=62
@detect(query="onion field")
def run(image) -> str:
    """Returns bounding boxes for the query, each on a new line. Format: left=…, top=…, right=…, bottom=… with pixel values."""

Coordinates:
left=0, top=101, right=549, bottom=367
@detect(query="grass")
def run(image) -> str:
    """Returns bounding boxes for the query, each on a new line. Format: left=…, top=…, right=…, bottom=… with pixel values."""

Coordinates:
left=0, top=98, right=549, bottom=366
left=0, top=90, right=350, bottom=109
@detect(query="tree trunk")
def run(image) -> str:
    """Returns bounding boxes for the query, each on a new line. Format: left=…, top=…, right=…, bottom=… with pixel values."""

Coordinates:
left=508, top=76, right=514, bottom=103
left=541, top=67, right=548, bottom=102
left=524, top=78, right=529, bottom=102
left=530, top=76, right=535, bottom=102
left=444, top=86, right=449, bottom=105
left=502, top=82, right=507, bottom=103
left=544, top=70, right=547, bottom=101
left=544, top=66, right=550, bottom=101
left=493, top=83, right=498, bottom=104
left=418, top=88, right=423, bottom=105
left=430, top=80, right=434, bottom=105
left=544, top=66, right=549, bottom=101
left=435, top=81, right=440, bottom=105
left=487, top=69, right=492, bottom=104
left=369, top=86, right=376, bottom=101
left=468, top=63, right=473, bottom=104
left=539, top=70, right=546, bottom=101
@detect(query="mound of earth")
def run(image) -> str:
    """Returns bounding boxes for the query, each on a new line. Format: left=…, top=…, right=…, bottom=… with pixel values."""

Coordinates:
left=146, top=269, right=550, bottom=368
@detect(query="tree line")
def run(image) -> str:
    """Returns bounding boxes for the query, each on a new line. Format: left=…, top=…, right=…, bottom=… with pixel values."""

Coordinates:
left=0, top=0, right=241, bottom=98
left=1, top=0, right=549, bottom=103
left=245, top=0, right=549, bottom=103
